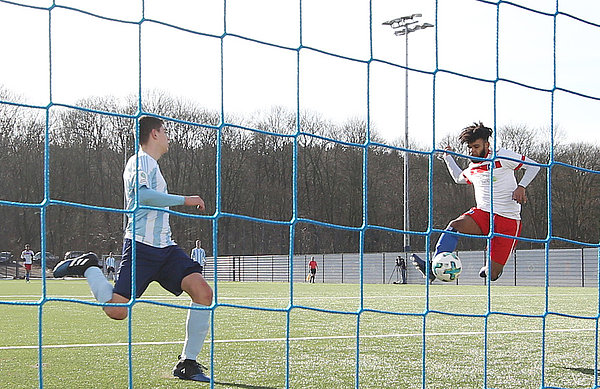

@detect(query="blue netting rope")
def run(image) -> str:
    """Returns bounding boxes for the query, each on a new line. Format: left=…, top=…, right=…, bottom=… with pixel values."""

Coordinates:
left=1, top=0, right=600, bottom=388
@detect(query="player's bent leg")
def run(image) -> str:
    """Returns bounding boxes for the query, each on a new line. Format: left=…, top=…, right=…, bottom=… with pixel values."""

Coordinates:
left=435, top=214, right=484, bottom=257
left=181, top=272, right=213, bottom=306
left=448, top=214, right=484, bottom=235
left=178, top=272, right=212, bottom=382
left=490, top=261, right=504, bottom=281
left=435, top=226, right=459, bottom=256
left=103, top=293, right=129, bottom=320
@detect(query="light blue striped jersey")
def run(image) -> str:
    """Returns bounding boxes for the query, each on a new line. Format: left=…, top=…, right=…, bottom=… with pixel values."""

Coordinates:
left=123, top=150, right=176, bottom=248
left=191, top=247, right=206, bottom=266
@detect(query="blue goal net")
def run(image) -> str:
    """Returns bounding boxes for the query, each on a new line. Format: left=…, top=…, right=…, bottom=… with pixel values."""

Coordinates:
left=1, top=1, right=600, bottom=388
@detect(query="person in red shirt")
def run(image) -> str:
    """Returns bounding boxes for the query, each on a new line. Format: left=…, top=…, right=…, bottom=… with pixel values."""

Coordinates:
left=308, top=257, right=318, bottom=283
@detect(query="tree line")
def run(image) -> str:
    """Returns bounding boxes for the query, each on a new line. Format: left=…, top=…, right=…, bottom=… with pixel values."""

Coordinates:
left=1, top=89, right=599, bottom=267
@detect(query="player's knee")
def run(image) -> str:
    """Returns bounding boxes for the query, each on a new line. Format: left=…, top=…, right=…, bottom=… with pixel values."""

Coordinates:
left=448, top=219, right=462, bottom=231
left=104, top=306, right=128, bottom=320
left=182, top=273, right=213, bottom=305
left=193, top=285, right=213, bottom=306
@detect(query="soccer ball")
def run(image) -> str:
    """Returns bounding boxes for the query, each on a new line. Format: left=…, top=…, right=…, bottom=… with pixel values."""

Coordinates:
left=432, top=252, right=462, bottom=282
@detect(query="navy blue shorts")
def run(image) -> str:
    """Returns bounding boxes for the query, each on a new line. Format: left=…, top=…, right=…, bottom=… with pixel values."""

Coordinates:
left=114, top=239, right=203, bottom=299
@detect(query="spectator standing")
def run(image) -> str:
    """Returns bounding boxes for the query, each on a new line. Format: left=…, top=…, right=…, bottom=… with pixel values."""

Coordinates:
left=308, top=257, right=318, bottom=283
left=190, top=240, right=207, bottom=274
left=105, top=252, right=116, bottom=282
left=21, top=244, right=34, bottom=283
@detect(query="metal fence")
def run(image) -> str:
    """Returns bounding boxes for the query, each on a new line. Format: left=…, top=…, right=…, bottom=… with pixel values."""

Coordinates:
left=1, top=248, right=596, bottom=286
left=200, top=248, right=600, bottom=287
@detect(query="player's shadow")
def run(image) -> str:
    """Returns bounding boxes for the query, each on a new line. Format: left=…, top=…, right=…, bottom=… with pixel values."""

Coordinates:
left=214, top=381, right=279, bottom=389
left=564, top=367, right=595, bottom=376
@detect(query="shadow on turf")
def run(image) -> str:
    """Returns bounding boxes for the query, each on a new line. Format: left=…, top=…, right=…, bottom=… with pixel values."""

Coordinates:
left=214, top=382, right=279, bottom=389
left=564, top=367, right=596, bottom=376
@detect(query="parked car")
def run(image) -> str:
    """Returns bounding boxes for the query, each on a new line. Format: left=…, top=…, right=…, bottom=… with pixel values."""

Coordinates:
left=34, top=251, right=59, bottom=265
left=0, top=252, right=12, bottom=263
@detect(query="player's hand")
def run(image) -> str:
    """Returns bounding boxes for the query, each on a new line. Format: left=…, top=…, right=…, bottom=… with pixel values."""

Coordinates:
left=437, top=145, right=454, bottom=161
left=184, top=195, right=205, bottom=210
left=512, top=186, right=527, bottom=204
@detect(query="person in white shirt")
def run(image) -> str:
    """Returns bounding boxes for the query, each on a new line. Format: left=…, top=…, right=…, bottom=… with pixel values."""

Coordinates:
left=51, top=116, right=212, bottom=382
left=105, top=252, right=116, bottom=282
left=413, top=122, right=541, bottom=281
left=190, top=240, right=207, bottom=274
left=21, top=244, right=34, bottom=283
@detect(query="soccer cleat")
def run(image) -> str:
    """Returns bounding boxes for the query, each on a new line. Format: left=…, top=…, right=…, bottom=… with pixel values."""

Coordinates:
left=411, top=254, right=435, bottom=282
left=480, top=266, right=503, bottom=281
left=52, top=252, right=100, bottom=278
left=479, top=266, right=488, bottom=278
left=173, top=356, right=210, bottom=382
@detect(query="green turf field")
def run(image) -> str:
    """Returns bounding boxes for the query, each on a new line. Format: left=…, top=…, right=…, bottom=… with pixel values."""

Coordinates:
left=0, top=280, right=597, bottom=388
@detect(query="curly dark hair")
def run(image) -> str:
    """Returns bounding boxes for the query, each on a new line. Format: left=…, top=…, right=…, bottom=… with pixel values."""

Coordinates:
left=459, top=122, right=492, bottom=144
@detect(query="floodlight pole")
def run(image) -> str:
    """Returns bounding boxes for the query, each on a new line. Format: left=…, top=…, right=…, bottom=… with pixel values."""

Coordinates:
left=383, top=15, right=434, bottom=254
left=403, top=27, right=410, bottom=255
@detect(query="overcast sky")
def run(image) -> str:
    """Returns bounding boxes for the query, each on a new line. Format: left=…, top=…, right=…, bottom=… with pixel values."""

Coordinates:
left=1, top=0, right=599, bottom=147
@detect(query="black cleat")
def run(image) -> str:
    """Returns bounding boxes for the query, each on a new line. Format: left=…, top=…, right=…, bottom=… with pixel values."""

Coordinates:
left=480, top=265, right=502, bottom=281
left=412, top=254, right=435, bottom=282
left=173, top=355, right=210, bottom=382
left=52, top=252, right=100, bottom=278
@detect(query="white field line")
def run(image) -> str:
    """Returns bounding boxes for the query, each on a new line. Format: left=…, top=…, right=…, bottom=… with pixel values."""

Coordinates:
left=0, top=328, right=594, bottom=351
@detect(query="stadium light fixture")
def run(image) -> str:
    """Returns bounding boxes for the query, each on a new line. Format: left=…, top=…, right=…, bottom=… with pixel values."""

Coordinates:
left=383, top=14, right=434, bottom=256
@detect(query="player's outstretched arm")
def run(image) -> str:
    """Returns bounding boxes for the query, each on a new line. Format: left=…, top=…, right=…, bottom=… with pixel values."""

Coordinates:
left=442, top=153, right=468, bottom=184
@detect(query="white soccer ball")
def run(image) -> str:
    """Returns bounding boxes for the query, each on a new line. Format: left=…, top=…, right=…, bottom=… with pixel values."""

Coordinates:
left=432, top=252, right=462, bottom=282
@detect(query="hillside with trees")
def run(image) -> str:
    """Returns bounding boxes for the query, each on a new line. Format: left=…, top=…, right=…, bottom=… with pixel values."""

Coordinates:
left=1, top=88, right=599, bottom=266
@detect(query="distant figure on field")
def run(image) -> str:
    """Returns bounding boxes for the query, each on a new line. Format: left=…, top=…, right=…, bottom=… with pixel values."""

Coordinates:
left=398, top=256, right=407, bottom=284
left=21, top=244, right=34, bottom=283
left=191, top=240, right=207, bottom=275
left=308, top=257, right=318, bottom=283
left=105, top=252, right=116, bottom=282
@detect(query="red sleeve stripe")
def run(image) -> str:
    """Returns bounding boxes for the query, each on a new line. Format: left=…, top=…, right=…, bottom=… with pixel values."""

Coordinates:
left=462, top=172, right=472, bottom=185
left=514, top=155, right=525, bottom=170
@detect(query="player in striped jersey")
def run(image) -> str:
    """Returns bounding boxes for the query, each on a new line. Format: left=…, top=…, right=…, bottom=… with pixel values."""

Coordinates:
left=53, top=116, right=212, bottom=382
left=413, top=122, right=541, bottom=282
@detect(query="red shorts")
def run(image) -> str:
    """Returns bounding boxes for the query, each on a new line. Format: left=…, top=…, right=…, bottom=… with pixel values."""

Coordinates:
left=25, top=264, right=32, bottom=271
left=464, top=208, right=522, bottom=266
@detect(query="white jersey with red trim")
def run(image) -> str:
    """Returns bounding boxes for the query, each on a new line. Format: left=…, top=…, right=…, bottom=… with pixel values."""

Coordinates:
left=443, top=147, right=540, bottom=220
left=21, top=250, right=34, bottom=264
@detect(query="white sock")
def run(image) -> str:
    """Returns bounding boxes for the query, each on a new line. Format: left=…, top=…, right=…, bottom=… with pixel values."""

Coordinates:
left=181, top=302, right=210, bottom=361
left=84, top=267, right=114, bottom=303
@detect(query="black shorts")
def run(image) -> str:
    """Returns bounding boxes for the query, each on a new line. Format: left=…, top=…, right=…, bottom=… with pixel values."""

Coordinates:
left=310, top=268, right=316, bottom=275
left=107, top=266, right=115, bottom=273
left=113, top=239, right=203, bottom=299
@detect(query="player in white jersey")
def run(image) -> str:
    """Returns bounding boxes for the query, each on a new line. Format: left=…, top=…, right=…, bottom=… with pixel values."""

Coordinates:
left=105, top=252, right=116, bottom=282
left=191, top=240, right=207, bottom=274
left=413, top=122, right=540, bottom=281
left=21, top=244, right=34, bottom=283
left=52, top=116, right=212, bottom=382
